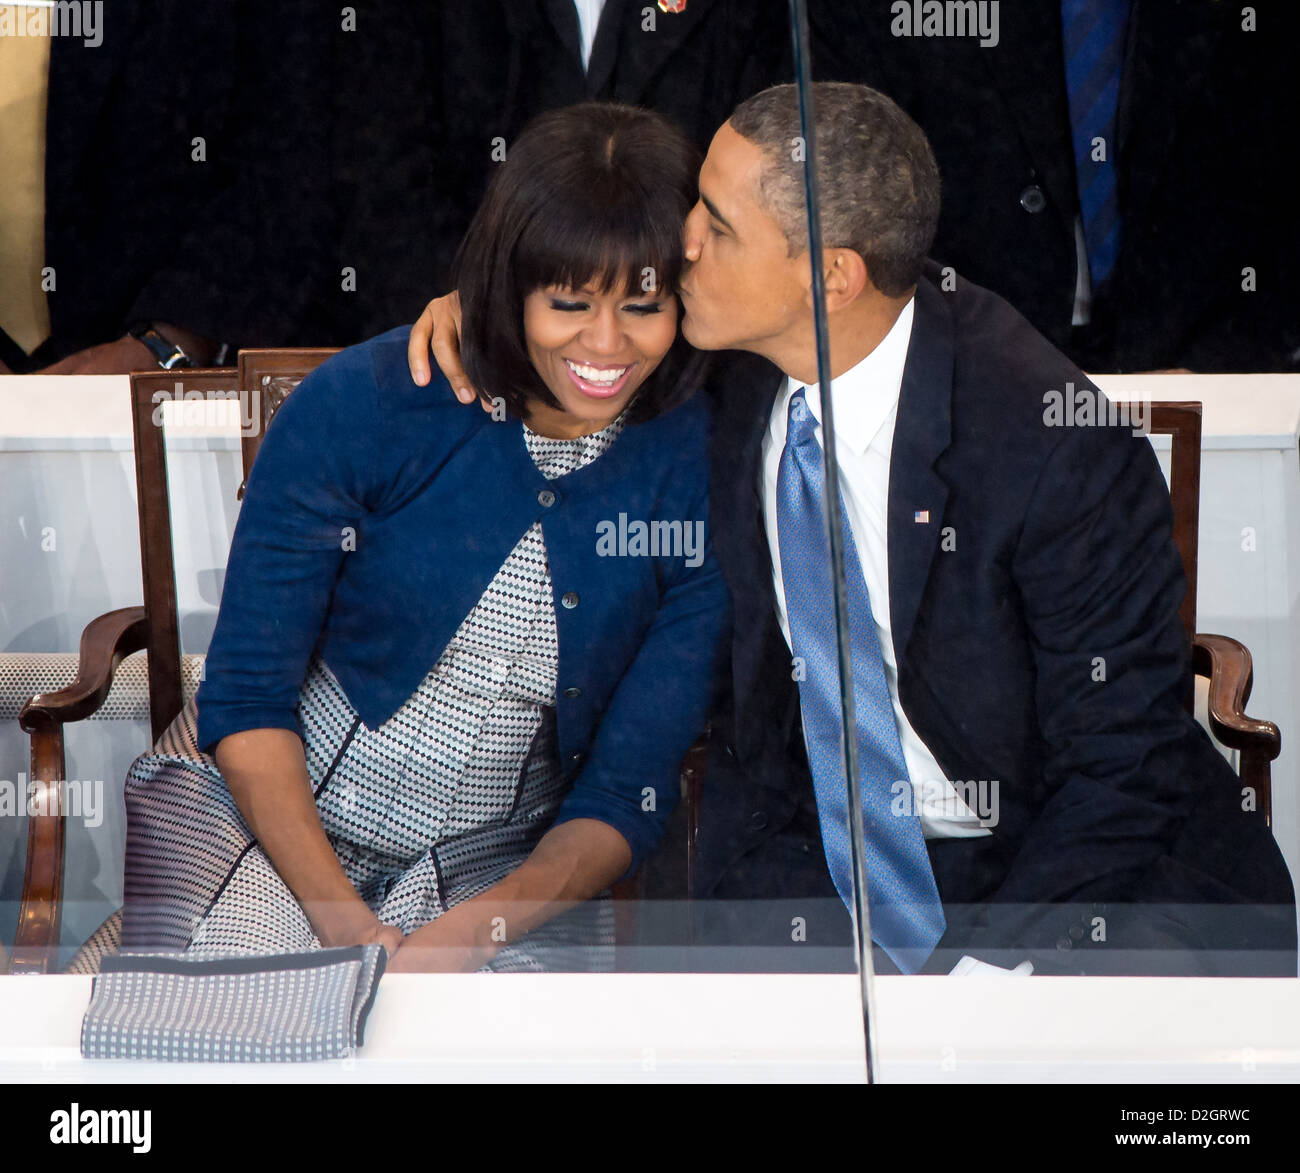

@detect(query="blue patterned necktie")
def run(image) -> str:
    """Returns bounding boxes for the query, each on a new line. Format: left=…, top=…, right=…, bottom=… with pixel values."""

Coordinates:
left=776, top=388, right=945, bottom=974
left=1061, top=0, right=1130, bottom=291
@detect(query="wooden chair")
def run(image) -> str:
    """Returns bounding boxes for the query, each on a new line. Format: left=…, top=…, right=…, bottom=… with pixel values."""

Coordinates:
left=13, top=357, right=330, bottom=973
left=1128, top=402, right=1279, bottom=821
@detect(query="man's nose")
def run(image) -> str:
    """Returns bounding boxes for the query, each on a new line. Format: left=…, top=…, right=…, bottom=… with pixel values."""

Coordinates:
left=683, top=203, right=705, bottom=262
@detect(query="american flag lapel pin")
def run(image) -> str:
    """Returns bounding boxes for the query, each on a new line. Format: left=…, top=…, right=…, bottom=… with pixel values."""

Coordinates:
left=914, top=510, right=930, bottom=524
left=658, top=0, right=687, bottom=12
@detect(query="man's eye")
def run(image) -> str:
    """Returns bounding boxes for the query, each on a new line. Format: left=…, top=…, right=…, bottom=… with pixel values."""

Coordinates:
left=708, top=223, right=725, bottom=237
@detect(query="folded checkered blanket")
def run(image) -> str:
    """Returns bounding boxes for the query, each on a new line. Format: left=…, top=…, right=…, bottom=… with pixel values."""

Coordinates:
left=80, top=945, right=387, bottom=1062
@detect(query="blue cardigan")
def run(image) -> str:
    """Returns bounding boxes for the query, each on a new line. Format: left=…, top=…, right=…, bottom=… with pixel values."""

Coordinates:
left=196, top=326, right=730, bottom=873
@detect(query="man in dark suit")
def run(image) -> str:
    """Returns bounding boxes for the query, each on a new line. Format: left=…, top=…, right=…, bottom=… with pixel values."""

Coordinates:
left=806, top=0, right=1299, bottom=373
left=677, top=81, right=1295, bottom=976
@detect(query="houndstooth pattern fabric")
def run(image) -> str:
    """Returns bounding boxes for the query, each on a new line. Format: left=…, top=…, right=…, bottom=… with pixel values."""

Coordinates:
left=121, top=415, right=625, bottom=973
left=80, top=945, right=386, bottom=1062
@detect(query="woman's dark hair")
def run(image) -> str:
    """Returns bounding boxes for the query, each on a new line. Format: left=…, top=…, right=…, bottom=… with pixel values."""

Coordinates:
left=452, top=102, right=708, bottom=423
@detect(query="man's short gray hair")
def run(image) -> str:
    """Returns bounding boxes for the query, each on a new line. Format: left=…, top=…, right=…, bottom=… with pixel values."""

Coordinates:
left=728, top=82, right=941, bottom=297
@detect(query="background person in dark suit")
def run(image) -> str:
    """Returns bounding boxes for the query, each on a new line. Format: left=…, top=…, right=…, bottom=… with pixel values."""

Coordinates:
left=806, top=0, right=1299, bottom=373
left=1, top=1, right=787, bottom=374
left=326, top=0, right=789, bottom=344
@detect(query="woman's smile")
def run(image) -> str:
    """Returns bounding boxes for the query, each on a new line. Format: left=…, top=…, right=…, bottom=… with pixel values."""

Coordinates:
left=563, top=357, right=636, bottom=398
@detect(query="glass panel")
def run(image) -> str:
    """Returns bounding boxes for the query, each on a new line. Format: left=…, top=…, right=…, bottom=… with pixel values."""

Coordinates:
left=4, top=1, right=1295, bottom=1093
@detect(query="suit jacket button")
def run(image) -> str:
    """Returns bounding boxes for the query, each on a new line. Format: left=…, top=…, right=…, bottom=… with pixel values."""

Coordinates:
left=1056, top=935, right=1073, bottom=951
left=562, top=686, right=582, bottom=699
left=750, top=810, right=768, bottom=830
left=538, top=489, right=557, bottom=507
left=1069, top=924, right=1084, bottom=941
left=561, top=591, right=579, bottom=608
left=1019, top=184, right=1046, bottom=213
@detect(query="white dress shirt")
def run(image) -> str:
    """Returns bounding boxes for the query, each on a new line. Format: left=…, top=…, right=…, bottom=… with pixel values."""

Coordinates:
left=571, top=0, right=607, bottom=71
left=761, top=298, right=992, bottom=840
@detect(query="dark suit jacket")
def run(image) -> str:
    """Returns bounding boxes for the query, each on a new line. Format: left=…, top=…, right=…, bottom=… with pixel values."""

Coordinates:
left=325, top=0, right=788, bottom=342
left=693, top=262, right=1296, bottom=975
left=808, top=0, right=1299, bottom=373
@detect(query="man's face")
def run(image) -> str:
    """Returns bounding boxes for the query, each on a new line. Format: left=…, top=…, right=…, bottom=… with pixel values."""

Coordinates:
left=679, top=122, right=809, bottom=356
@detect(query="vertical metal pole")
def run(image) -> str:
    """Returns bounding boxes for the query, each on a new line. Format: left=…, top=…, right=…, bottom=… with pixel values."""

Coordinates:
left=787, top=0, right=879, bottom=1084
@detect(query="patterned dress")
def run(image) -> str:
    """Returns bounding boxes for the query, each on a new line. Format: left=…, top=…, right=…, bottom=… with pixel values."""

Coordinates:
left=121, top=414, right=628, bottom=972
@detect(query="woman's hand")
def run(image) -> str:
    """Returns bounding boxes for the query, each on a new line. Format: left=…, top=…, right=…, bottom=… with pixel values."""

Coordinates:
left=385, top=919, right=486, bottom=973
left=407, top=291, right=489, bottom=409
left=317, top=903, right=402, bottom=958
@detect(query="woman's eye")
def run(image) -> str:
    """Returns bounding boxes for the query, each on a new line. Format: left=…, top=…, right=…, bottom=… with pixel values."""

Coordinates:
left=549, top=299, right=589, bottom=312
left=623, top=303, right=663, bottom=315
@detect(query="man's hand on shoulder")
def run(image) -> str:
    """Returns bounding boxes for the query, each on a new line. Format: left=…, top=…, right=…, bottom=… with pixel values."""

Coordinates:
left=408, top=291, right=492, bottom=411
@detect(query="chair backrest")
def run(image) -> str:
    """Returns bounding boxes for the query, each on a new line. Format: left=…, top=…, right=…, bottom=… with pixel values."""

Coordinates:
left=128, top=351, right=338, bottom=742
left=1114, top=400, right=1202, bottom=646
left=237, top=348, right=339, bottom=492
left=129, top=368, right=239, bottom=742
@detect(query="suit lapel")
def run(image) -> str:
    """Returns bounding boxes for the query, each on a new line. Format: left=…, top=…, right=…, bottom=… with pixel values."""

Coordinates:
left=1117, top=0, right=1212, bottom=210
left=539, top=0, right=584, bottom=68
left=709, top=354, right=787, bottom=750
left=887, top=275, right=954, bottom=667
left=584, top=0, right=628, bottom=96
left=596, top=0, right=711, bottom=103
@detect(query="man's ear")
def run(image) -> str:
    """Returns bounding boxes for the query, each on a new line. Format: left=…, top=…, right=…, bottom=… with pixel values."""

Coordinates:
left=822, top=248, right=870, bottom=309
left=799, top=247, right=871, bottom=312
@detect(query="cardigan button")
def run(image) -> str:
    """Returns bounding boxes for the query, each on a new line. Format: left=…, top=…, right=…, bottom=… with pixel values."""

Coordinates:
left=562, top=686, right=582, bottom=699
left=561, top=591, right=579, bottom=609
left=537, top=489, right=557, bottom=508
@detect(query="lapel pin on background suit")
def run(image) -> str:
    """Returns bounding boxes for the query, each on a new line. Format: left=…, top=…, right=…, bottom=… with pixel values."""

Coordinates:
left=914, top=510, right=930, bottom=524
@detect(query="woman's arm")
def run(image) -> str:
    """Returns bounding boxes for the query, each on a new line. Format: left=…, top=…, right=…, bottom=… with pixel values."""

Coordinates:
left=387, top=818, right=630, bottom=972
left=215, top=729, right=401, bottom=954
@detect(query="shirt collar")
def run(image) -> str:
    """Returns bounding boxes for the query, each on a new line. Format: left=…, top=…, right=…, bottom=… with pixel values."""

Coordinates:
left=774, top=296, right=916, bottom=457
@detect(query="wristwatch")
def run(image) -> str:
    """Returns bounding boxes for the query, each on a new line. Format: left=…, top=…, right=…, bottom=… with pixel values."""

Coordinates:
left=128, top=321, right=193, bottom=370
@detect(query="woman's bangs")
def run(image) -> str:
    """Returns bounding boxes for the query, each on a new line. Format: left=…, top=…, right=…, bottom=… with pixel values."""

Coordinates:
left=515, top=189, right=684, bottom=298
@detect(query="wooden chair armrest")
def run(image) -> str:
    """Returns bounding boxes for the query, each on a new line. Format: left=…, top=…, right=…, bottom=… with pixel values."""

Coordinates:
left=1192, top=633, right=1280, bottom=760
left=17, top=606, right=148, bottom=735
left=1193, top=633, right=1277, bottom=827
left=10, top=606, right=147, bottom=971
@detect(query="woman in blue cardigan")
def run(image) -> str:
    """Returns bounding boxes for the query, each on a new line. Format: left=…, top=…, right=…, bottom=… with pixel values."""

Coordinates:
left=119, top=104, right=729, bottom=972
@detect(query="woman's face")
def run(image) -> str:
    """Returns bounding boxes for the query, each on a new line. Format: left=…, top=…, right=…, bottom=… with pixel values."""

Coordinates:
left=522, top=279, right=679, bottom=438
